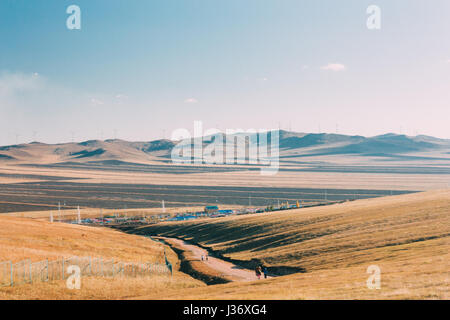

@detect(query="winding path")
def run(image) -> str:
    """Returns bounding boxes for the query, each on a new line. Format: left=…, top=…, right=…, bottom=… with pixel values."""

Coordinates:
left=159, top=237, right=271, bottom=282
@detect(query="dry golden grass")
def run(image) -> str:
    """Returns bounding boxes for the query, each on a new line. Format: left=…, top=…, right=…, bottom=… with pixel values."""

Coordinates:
left=0, top=216, right=204, bottom=299
left=0, top=216, right=170, bottom=262
left=0, top=274, right=203, bottom=300
left=134, top=190, right=450, bottom=299
left=142, top=248, right=449, bottom=300
left=1, top=190, right=449, bottom=300
left=140, top=190, right=450, bottom=270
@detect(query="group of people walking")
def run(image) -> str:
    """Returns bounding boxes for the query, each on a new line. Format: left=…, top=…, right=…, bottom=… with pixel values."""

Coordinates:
left=255, top=265, right=268, bottom=280
left=199, top=252, right=267, bottom=280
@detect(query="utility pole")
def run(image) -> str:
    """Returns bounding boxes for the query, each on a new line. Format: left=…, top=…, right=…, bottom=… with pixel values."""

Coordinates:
left=50, top=211, right=53, bottom=223
left=162, top=200, right=166, bottom=213
left=77, top=206, right=81, bottom=224
left=58, top=202, right=61, bottom=222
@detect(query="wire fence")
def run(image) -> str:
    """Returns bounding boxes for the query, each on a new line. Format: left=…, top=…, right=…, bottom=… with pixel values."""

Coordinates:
left=0, top=256, right=172, bottom=288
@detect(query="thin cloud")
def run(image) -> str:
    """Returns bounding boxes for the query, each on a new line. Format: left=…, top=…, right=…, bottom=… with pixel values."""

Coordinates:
left=90, top=98, right=104, bottom=106
left=0, top=72, right=43, bottom=96
left=184, top=98, right=198, bottom=104
left=320, top=63, right=346, bottom=72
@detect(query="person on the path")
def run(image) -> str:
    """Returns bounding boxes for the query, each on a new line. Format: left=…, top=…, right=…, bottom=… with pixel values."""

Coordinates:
left=263, top=266, right=268, bottom=279
left=255, top=266, right=262, bottom=280
left=201, top=255, right=204, bottom=261
left=206, top=255, right=209, bottom=261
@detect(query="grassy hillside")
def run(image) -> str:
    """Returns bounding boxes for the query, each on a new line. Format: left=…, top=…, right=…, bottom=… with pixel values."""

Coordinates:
left=1, top=190, right=448, bottom=300
left=131, top=190, right=450, bottom=299
left=0, top=216, right=204, bottom=299
left=136, top=248, right=448, bottom=299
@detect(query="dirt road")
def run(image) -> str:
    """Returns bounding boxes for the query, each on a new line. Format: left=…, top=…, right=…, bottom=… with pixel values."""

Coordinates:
left=160, top=237, right=270, bottom=282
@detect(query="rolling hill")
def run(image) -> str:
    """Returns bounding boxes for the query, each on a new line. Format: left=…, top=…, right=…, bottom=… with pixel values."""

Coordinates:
left=0, top=131, right=449, bottom=166
left=0, top=215, right=204, bottom=299
left=131, top=190, right=450, bottom=299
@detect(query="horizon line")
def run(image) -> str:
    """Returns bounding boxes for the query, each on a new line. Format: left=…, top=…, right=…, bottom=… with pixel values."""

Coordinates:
left=1, top=130, right=447, bottom=148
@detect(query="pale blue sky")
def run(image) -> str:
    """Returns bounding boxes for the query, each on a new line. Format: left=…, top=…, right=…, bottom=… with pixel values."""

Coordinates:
left=1, top=0, right=450, bottom=145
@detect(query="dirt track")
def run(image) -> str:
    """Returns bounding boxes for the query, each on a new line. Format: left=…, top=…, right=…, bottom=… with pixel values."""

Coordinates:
left=160, top=237, right=270, bottom=282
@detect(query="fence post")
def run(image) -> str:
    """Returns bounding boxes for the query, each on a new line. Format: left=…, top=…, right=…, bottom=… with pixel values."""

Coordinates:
left=62, top=258, right=65, bottom=280
left=46, top=259, right=49, bottom=282
left=112, top=259, right=114, bottom=277
left=10, top=261, right=13, bottom=287
left=89, top=256, right=92, bottom=275
left=29, top=260, right=32, bottom=284
left=101, top=258, right=103, bottom=276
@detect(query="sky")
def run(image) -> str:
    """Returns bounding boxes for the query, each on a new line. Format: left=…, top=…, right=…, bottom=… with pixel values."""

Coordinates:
left=0, top=0, right=450, bottom=145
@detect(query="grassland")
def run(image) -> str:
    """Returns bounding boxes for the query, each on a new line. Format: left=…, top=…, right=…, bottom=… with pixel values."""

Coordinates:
left=1, top=162, right=449, bottom=191
left=0, top=180, right=404, bottom=213
left=131, top=190, right=450, bottom=299
left=138, top=251, right=448, bottom=299
left=0, top=190, right=448, bottom=299
left=1, top=158, right=449, bottom=214
left=0, top=216, right=204, bottom=299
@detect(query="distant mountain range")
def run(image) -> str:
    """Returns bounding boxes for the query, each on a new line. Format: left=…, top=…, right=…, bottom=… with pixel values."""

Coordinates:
left=275, top=131, right=450, bottom=156
left=0, top=130, right=449, bottom=165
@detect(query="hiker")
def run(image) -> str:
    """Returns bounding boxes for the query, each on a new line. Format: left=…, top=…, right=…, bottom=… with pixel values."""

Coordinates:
left=201, top=255, right=204, bottom=261
left=255, top=266, right=262, bottom=280
left=263, top=266, right=268, bottom=279
left=259, top=265, right=264, bottom=278
left=206, top=255, right=209, bottom=261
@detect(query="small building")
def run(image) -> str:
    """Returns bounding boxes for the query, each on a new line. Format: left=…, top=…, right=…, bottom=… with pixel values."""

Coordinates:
left=218, top=209, right=233, bottom=215
left=204, top=205, right=219, bottom=214
left=168, top=215, right=198, bottom=221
